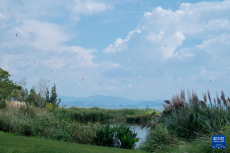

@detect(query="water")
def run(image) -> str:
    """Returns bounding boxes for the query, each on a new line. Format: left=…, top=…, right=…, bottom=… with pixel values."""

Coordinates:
left=112, top=124, right=150, bottom=149
left=61, top=105, right=164, bottom=111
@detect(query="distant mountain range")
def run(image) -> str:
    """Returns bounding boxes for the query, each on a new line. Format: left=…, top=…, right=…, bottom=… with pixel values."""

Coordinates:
left=57, top=95, right=165, bottom=110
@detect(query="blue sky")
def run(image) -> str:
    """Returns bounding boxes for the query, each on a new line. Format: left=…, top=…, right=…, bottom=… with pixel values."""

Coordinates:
left=1, top=0, right=230, bottom=101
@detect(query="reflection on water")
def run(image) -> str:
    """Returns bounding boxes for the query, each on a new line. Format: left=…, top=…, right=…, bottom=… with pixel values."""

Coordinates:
left=61, top=105, right=164, bottom=111
left=128, top=124, right=150, bottom=149
left=112, top=124, right=150, bottom=149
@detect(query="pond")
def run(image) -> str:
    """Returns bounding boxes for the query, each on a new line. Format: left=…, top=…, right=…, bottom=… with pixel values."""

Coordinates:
left=112, top=123, right=150, bottom=149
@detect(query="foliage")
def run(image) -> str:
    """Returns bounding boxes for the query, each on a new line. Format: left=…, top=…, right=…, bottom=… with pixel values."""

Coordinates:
left=126, top=114, right=149, bottom=124
left=93, top=124, right=140, bottom=149
left=139, top=123, right=179, bottom=153
left=0, top=68, right=23, bottom=108
left=46, top=83, right=61, bottom=108
left=53, top=107, right=155, bottom=124
left=140, top=89, right=230, bottom=152
left=0, top=99, right=6, bottom=109
left=0, top=106, right=103, bottom=145
left=0, top=131, right=147, bottom=153
left=46, top=102, right=54, bottom=110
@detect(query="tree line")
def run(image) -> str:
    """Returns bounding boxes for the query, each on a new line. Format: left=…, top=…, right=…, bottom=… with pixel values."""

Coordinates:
left=0, top=67, right=61, bottom=109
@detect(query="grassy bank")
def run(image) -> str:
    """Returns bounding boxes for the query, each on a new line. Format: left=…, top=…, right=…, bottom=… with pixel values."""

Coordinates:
left=54, top=107, right=158, bottom=124
left=0, top=104, right=154, bottom=149
left=153, top=128, right=230, bottom=153
left=139, top=89, right=230, bottom=153
left=0, top=131, right=148, bottom=153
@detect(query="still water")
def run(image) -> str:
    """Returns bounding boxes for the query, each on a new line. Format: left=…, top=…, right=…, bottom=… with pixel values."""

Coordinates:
left=112, top=124, right=150, bottom=149
left=63, top=105, right=164, bottom=111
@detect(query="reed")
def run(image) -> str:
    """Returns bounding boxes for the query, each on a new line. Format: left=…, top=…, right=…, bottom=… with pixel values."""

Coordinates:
left=0, top=106, right=102, bottom=145
left=53, top=107, right=153, bottom=124
left=140, top=89, right=230, bottom=152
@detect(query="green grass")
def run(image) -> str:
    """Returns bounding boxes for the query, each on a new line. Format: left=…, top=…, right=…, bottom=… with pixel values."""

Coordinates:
left=0, top=131, right=148, bottom=153
left=54, top=107, right=158, bottom=124
left=154, top=134, right=230, bottom=153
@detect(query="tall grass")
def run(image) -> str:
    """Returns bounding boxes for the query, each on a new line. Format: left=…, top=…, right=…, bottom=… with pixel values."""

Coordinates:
left=0, top=105, right=102, bottom=144
left=53, top=107, right=153, bottom=124
left=0, top=105, right=149, bottom=149
left=140, top=89, right=230, bottom=152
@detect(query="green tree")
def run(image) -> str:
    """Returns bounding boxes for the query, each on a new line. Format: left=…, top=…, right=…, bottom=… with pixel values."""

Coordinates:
left=0, top=67, right=21, bottom=108
left=36, top=92, right=46, bottom=107
left=46, top=87, right=50, bottom=103
left=47, top=83, right=61, bottom=108
left=27, top=86, right=37, bottom=105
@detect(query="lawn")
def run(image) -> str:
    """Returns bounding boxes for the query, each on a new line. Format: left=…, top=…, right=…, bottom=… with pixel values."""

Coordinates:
left=0, top=131, right=148, bottom=153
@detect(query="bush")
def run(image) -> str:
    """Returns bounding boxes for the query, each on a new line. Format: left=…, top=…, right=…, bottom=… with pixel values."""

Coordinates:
left=126, top=114, right=149, bottom=124
left=0, top=106, right=102, bottom=145
left=139, top=123, right=179, bottom=152
left=93, top=124, right=140, bottom=149
left=144, top=89, right=230, bottom=141
left=0, top=99, right=6, bottom=109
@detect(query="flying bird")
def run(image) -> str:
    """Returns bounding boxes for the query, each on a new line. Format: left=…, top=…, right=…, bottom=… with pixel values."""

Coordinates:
left=61, top=79, right=65, bottom=82
left=81, top=78, right=85, bottom=81
left=157, top=69, right=160, bottom=73
left=16, top=33, right=17, bottom=37
left=174, top=76, right=179, bottom=79
left=165, top=45, right=166, bottom=47
left=51, top=70, right=53, bottom=73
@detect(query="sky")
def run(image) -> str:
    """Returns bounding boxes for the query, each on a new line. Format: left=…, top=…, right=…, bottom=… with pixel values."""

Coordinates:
left=0, top=0, right=230, bottom=101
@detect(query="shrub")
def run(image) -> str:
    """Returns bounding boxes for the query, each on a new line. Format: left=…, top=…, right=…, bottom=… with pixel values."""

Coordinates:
left=93, top=124, right=140, bottom=149
left=139, top=123, right=179, bottom=152
left=0, top=106, right=102, bottom=145
left=126, top=114, right=149, bottom=124
left=0, top=99, right=6, bottom=109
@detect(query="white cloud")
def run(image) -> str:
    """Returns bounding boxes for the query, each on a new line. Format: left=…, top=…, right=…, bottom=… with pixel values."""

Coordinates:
left=67, top=0, right=114, bottom=20
left=1, top=0, right=230, bottom=100
left=22, top=20, right=70, bottom=52
left=100, top=61, right=122, bottom=69
left=103, top=0, right=230, bottom=64
left=0, top=0, right=113, bottom=24
left=0, top=15, right=99, bottom=81
left=103, top=29, right=141, bottom=53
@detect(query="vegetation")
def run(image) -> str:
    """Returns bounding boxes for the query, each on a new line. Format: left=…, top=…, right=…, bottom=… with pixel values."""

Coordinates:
left=0, top=68, right=22, bottom=109
left=140, top=89, right=230, bottom=153
left=0, top=131, right=147, bottom=153
left=0, top=105, right=103, bottom=144
left=53, top=106, right=156, bottom=124
left=93, top=124, right=140, bottom=149
left=4, top=66, right=230, bottom=152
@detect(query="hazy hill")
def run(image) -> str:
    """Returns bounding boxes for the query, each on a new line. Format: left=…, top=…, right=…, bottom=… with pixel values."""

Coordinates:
left=57, top=95, right=164, bottom=108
